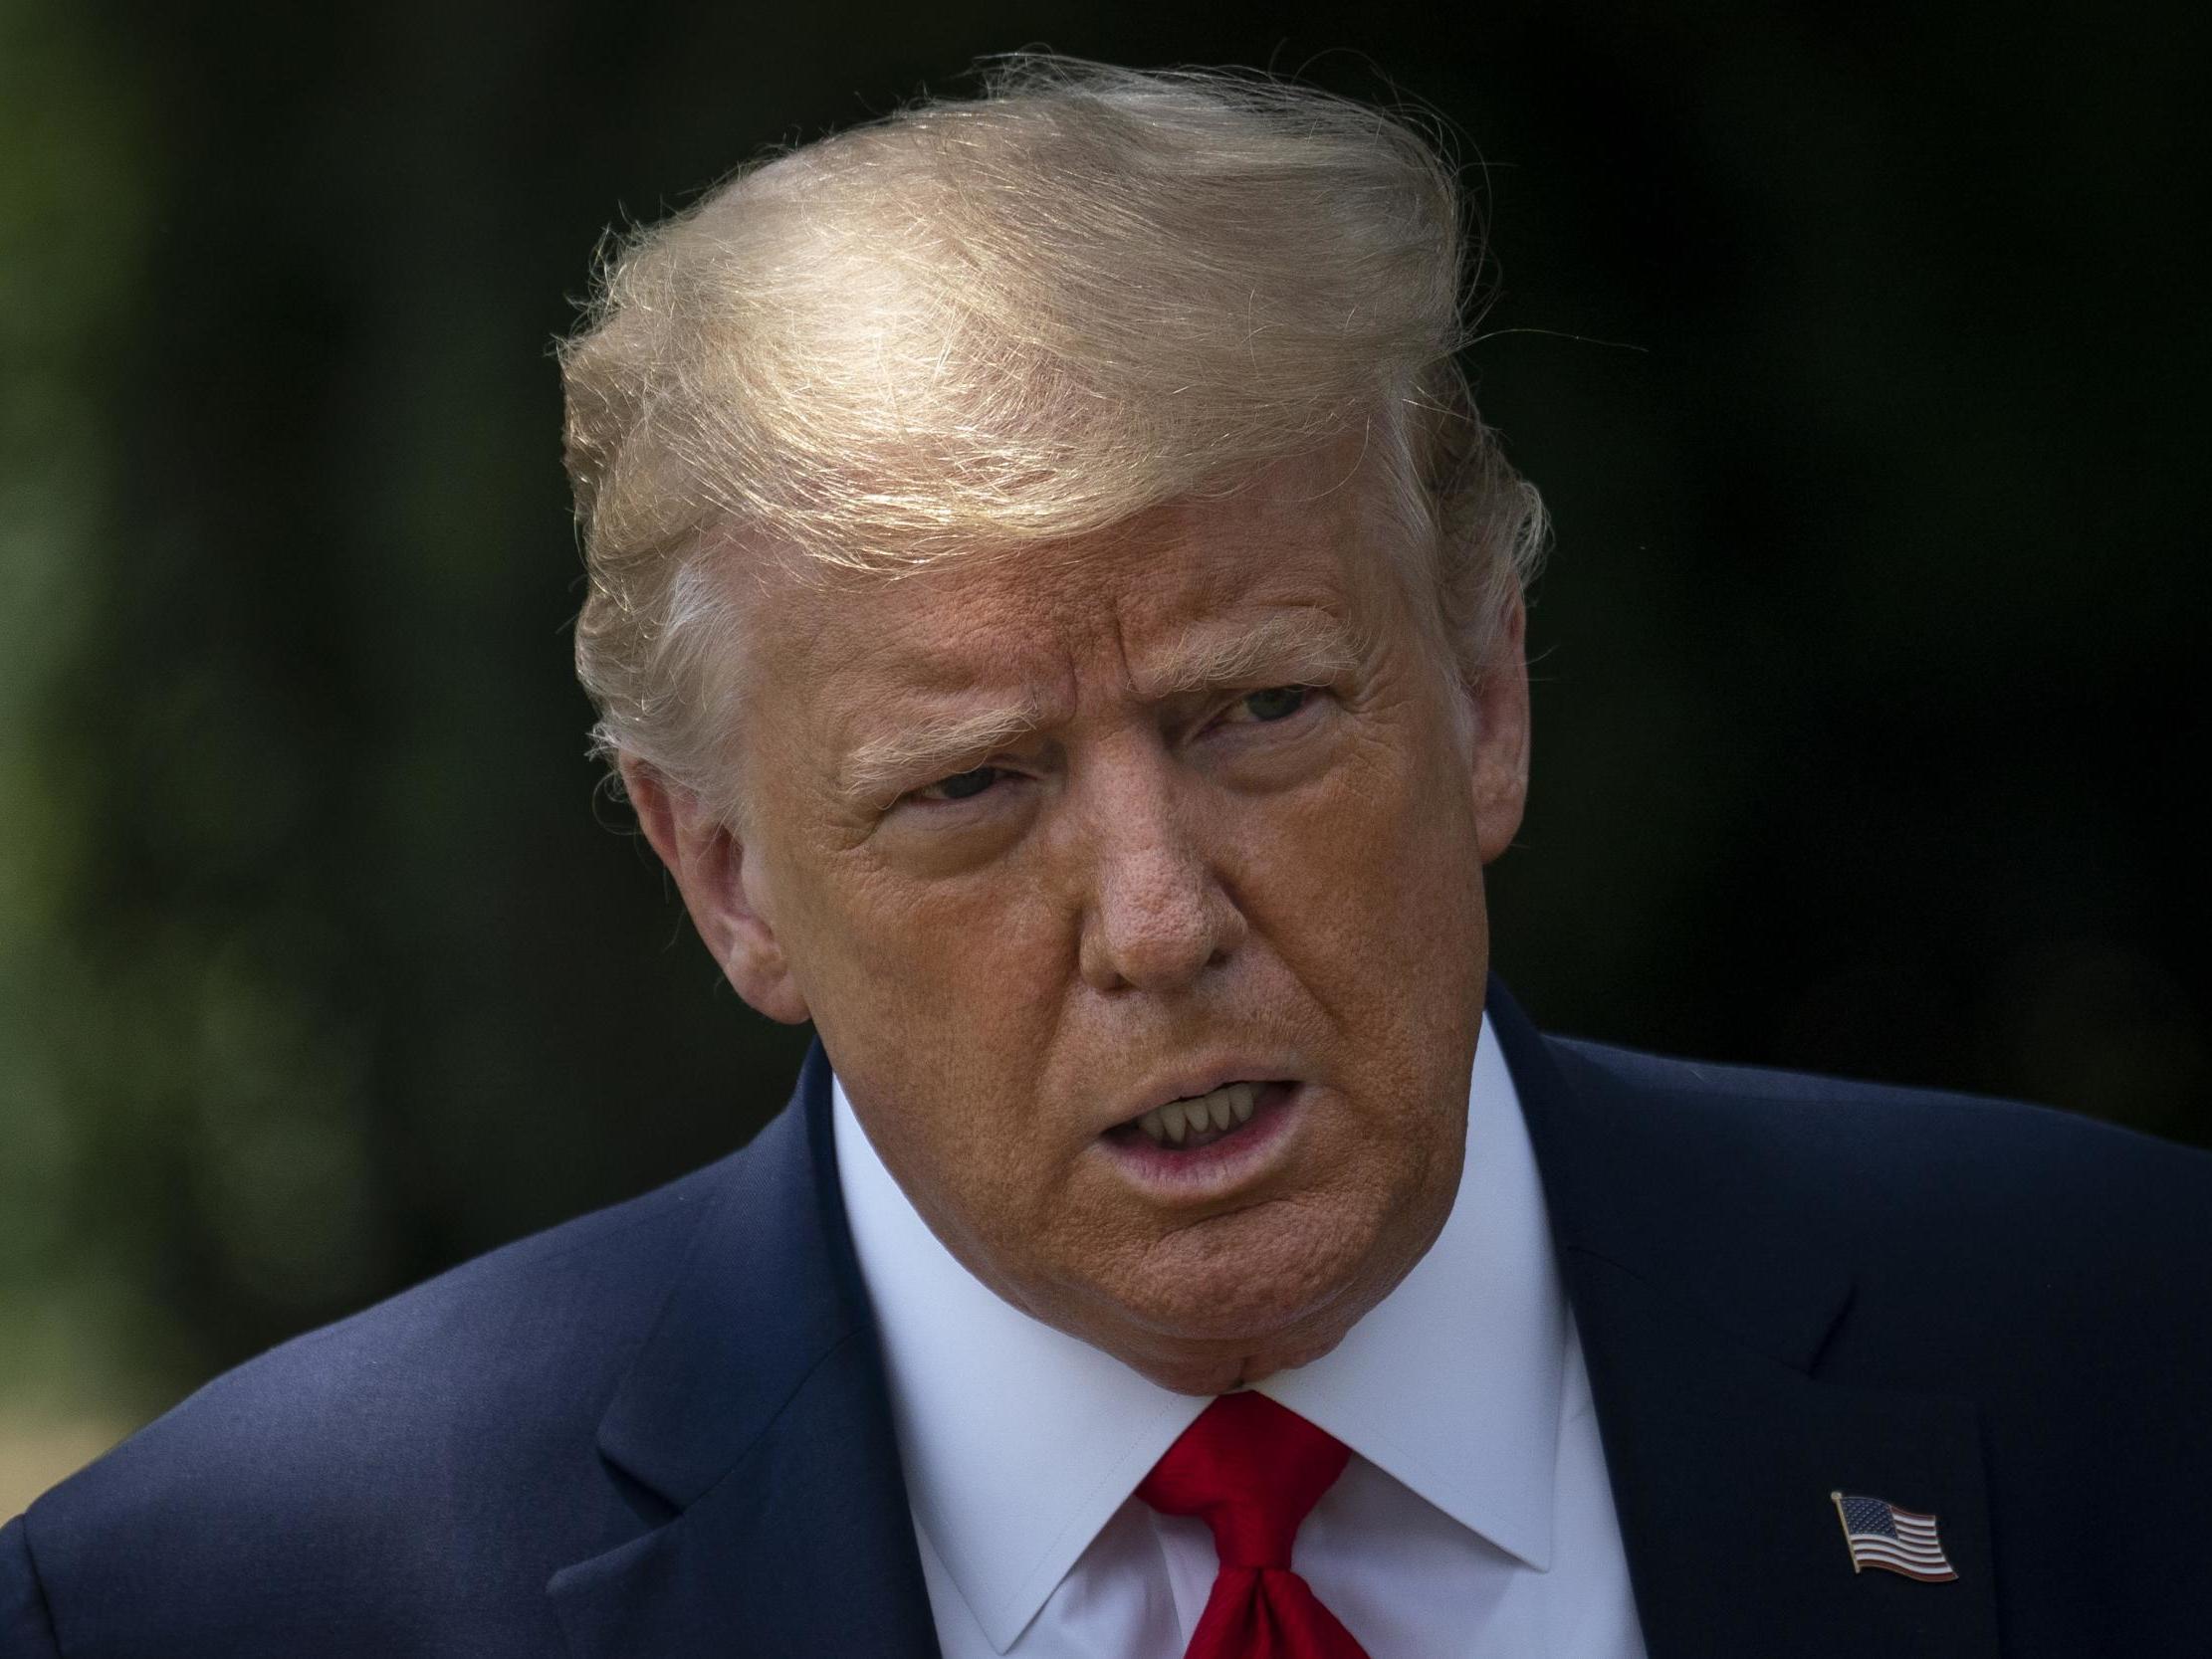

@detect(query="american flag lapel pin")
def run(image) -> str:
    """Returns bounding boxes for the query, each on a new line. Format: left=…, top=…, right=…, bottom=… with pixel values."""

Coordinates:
left=1829, top=1491, right=1959, bottom=1581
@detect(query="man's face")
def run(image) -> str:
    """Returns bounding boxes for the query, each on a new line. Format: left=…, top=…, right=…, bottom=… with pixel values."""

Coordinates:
left=649, top=441, right=1529, bottom=1393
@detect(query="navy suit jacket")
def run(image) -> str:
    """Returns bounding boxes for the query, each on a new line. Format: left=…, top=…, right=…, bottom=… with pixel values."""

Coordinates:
left=6, top=982, right=2209, bottom=1657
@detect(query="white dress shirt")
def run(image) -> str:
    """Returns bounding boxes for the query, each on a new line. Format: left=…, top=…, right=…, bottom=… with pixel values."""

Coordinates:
left=831, top=1016, right=1649, bottom=1658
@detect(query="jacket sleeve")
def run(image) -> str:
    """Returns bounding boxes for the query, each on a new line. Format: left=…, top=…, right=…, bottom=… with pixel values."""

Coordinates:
left=1, top=1514, right=62, bottom=1658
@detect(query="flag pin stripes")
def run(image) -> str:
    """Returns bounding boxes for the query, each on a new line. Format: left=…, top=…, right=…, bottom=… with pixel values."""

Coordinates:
left=1829, top=1491, right=1959, bottom=1581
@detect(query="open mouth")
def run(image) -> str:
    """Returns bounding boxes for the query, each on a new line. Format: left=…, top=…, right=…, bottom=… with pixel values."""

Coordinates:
left=1104, top=1080, right=1297, bottom=1153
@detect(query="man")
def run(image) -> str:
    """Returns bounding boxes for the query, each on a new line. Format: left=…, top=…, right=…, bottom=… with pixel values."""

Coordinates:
left=4, top=56, right=2207, bottom=1659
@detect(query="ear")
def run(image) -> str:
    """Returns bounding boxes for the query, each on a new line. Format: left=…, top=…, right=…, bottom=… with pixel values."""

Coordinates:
left=619, top=757, right=811, bottom=1024
left=1468, top=596, right=1531, bottom=867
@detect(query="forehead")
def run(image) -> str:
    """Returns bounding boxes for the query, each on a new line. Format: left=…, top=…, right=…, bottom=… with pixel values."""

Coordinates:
left=770, top=442, right=1402, bottom=701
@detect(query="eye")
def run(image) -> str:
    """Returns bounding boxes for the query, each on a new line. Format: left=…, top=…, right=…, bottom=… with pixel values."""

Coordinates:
left=910, top=765, right=1003, bottom=804
left=1229, top=685, right=1311, bottom=724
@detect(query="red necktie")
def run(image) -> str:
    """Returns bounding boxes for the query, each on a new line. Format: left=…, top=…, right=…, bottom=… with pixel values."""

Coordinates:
left=1136, top=1391, right=1372, bottom=1658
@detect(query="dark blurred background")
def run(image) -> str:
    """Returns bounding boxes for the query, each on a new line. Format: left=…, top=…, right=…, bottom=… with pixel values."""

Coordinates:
left=4, top=0, right=2207, bottom=1505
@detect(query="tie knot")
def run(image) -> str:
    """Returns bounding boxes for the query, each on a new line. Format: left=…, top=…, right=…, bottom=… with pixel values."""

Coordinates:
left=1136, top=1392, right=1352, bottom=1569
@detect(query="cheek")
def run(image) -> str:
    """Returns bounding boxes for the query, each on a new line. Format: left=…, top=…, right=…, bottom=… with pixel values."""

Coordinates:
left=1234, top=722, right=1485, bottom=966
left=820, top=868, right=1065, bottom=1053
left=791, top=868, right=1074, bottom=1230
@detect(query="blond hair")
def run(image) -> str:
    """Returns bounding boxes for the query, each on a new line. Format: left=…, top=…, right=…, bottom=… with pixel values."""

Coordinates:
left=559, top=55, right=1545, bottom=815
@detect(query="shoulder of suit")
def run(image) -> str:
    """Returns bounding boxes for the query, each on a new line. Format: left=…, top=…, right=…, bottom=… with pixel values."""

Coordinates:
left=1545, top=1031, right=2212, bottom=1306
left=8, top=1125, right=777, bottom=1655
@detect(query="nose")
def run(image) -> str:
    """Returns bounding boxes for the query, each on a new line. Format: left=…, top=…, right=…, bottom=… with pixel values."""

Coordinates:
left=1073, top=751, right=1248, bottom=995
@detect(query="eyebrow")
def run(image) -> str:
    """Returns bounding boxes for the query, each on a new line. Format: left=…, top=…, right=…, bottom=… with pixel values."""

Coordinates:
left=1137, top=609, right=1364, bottom=700
left=836, top=609, right=1364, bottom=807
left=839, top=702, right=1047, bottom=808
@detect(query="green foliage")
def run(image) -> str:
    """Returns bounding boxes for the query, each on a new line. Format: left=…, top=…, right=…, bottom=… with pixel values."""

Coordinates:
left=0, top=0, right=171, bottom=1416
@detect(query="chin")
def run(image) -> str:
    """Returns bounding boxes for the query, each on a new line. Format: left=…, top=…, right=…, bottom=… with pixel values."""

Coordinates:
left=1132, top=1280, right=1382, bottom=1394
left=1115, top=1207, right=1396, bottom=1353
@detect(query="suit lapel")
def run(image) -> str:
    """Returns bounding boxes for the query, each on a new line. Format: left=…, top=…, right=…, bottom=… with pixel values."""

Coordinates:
left=1487, top=985, right=2001, bottom=1659
left=548, top=1045, right=940, bottom=1659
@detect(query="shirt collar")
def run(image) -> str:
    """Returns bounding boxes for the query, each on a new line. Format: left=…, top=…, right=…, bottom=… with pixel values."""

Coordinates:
left=831, top=1012, right=1565, bottom=1653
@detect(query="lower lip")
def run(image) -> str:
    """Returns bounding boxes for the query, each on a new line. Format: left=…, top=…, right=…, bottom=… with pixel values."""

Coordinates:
left=1096, top=1082, right=1305, bottom=1199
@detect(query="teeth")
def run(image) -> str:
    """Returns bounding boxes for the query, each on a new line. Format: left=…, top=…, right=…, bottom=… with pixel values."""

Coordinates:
left=1133, top=1082, right=1264, bottom=1147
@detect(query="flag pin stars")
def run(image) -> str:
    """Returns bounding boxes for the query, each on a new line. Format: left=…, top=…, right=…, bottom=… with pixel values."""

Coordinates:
left=1830, top=1491, right=1959, bottom=1581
